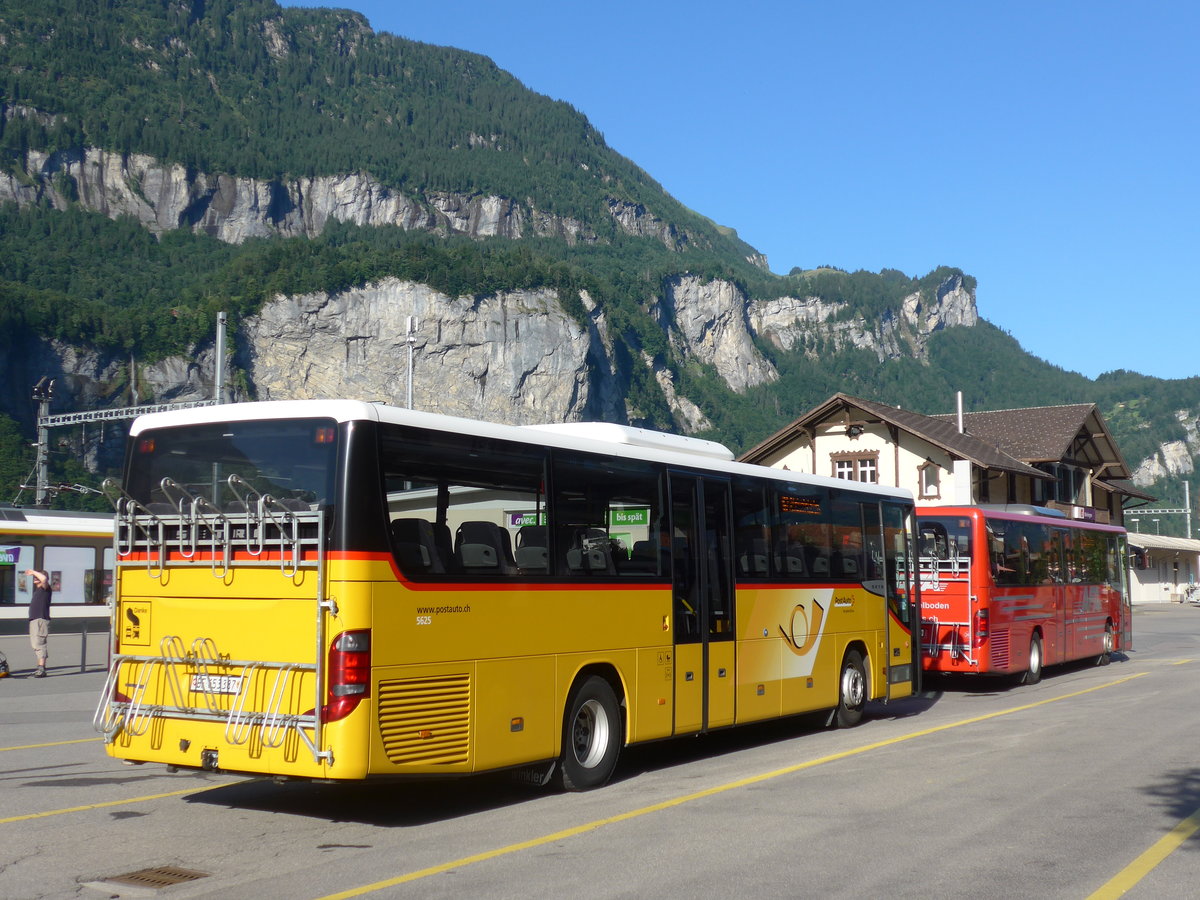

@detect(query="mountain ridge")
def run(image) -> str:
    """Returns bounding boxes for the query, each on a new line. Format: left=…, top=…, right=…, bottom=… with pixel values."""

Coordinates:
left=0, top=0, right=1196, bottom=523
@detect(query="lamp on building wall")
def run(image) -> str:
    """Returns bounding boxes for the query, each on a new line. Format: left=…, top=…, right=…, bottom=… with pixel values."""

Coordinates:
left=847, top=424, right=864, bottom=437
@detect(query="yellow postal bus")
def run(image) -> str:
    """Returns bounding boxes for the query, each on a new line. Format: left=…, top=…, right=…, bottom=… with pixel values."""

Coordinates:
left=95, top=400, right=919, bottom=789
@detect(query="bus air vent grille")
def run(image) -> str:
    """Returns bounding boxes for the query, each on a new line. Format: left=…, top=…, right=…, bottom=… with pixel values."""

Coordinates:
left=990, top=629, right=1010, bottom=668
left=377, top=673, right=471, bottom=766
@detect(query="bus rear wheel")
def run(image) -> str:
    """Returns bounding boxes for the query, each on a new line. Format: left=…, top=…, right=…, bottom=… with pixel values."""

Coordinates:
left=834, top=650, right=867, bottom=728
left=1096, top=623, right=1114, bottom=666
left=1021, top=635, right=1043, bottom=685
left=555, top=675, right=622, bottom=791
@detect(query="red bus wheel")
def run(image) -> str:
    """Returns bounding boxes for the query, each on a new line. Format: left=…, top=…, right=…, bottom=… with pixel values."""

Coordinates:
left=1096, top=624, right=1114, bottom=666
left=1021, top=635, right=1043, bottom=685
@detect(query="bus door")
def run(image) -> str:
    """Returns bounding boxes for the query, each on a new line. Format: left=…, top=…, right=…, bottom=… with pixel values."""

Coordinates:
left=1052, top=529, right=1071, bottom=662
left=863, top=502, right=919, bottom=699
left=669, top=473, right=736, bottom=733
left=1115, top=534, right=1133, bottom=650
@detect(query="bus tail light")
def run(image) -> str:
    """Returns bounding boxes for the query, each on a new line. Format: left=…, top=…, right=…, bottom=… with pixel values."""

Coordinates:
left=323, top=630, right=371, bottom=722
left=972, top=609, right=989, bottom=648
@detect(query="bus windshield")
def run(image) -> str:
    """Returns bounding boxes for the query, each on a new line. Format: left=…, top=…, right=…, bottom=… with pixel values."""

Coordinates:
left=917, top=515, right=972, bottom=563
left=125, top=418, right=339, bottom=513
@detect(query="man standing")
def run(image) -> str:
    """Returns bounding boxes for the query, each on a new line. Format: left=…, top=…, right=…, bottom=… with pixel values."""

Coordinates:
left=25, top=569, right=50, bottom=677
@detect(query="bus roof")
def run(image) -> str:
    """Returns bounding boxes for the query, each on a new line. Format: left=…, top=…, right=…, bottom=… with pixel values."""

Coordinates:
left=130, top=400, right=914, bottom=503
left=917, top=504, right=1126, bottom=533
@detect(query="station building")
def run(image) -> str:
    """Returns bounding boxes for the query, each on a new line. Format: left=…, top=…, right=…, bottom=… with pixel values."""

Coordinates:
left=739, top=392, right=1151, bottom=527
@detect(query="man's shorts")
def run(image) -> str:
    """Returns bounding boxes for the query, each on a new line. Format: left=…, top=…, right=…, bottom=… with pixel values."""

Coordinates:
left=29, top=618, right=49, bottom=655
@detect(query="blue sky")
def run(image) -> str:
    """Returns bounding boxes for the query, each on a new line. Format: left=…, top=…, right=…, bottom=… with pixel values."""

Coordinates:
left=283, top=1, right=1199, bottom=381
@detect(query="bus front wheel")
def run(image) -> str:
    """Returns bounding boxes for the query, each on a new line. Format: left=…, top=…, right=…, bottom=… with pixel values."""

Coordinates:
left=555, top=675, right=622, bottom=791
left=1096, top=623, right=1114, bottom=666
left=1022, top=635, right=1043, bottom=685
left=834, top=650, right=867, bottom=728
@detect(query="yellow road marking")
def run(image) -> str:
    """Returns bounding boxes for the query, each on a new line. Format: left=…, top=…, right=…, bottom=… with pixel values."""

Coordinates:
left=1087, top=805, right=1200, bottom=899
left=0, top=737, right=100, bottom=753
left=0, top=780, right=236, bottom=824
left=315, top=672, right=1149, bottom=900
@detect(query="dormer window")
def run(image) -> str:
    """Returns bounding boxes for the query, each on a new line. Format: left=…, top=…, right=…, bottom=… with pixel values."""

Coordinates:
left=918, top=459, right=941, bottom=498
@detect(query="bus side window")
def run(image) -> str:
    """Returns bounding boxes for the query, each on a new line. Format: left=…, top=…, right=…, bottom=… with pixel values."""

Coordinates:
left=551, top=452, right=661, bottom=580
left=732, top=478, right=771, bottom=578
left=380, top=424, right=547, bottom=581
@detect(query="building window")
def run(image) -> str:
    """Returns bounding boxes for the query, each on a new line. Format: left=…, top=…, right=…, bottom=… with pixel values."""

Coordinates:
left=1034, top=462, right=1086, bottom=505
left=858, top=457, right=877, bottom=484
left=918, top=460, right=941, bottom=498
left=831, top=453, right=878, bottom=484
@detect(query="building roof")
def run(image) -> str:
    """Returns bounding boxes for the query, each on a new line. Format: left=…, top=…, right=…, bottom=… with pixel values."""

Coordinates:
left=740, top=393, right=1050, bottom=479
left=931, top=403, right=1132, bottom=479
left=1101, top=479, right=1157, bottom=503
left=1126, top=532, right=1200, bottom=553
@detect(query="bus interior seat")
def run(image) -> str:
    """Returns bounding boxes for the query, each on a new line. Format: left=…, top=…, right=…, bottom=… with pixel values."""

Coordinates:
left=515, top=525, right=549, bottom=574
left=809, top=553, right=830, bottom=576
left=739, top=534, right=769, bottom=575
left=567, top=547, right=606, bottom=573
left=775, top=542, right=806, bottom=576
left=515, top=545, right=549, bottom=572
left=567, top=528, right=615, bottom=574
left=455, top=521, right=516, bottom=574
left=516, top=525, right=547, bottom=548
left=390, top=518, right=447, bottom=574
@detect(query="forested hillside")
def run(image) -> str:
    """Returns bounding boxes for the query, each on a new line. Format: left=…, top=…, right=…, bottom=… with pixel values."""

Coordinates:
left=0, top=0, right=1196, bottom=524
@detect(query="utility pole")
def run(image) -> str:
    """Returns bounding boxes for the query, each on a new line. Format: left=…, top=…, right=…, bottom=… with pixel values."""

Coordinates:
left=406, top=316, right=418, bottom=410
left=31, top=378, right=54, bottom=508
left=214, top=311, right=227, bottom=403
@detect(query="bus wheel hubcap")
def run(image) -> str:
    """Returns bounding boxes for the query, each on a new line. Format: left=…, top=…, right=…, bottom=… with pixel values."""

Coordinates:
left=573, top=699, right=609, bottom=769
left=842, top=666, right=864, bottom=707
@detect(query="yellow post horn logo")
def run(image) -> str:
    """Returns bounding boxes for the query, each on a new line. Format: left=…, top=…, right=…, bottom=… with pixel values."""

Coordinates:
left=779, top=599, right=824, bottom=656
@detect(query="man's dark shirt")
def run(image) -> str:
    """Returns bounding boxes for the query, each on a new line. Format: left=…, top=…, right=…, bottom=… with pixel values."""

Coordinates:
left=28, top=582, right=51, bottom=621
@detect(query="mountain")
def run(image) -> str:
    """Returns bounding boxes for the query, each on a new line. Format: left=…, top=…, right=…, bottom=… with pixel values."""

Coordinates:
left=0, top=0, right=1196, bottom=525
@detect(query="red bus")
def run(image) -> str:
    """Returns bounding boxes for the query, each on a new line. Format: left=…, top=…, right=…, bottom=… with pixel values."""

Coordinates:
left=915, top=506, right=1131, bottom=683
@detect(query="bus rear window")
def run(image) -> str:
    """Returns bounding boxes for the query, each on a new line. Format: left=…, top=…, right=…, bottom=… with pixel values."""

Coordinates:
left=126, top=418, right=339, bottom=514
left=917, top=516, right=972, bottom=562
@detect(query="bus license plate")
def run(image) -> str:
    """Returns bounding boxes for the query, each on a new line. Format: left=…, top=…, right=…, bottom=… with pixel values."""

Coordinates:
left=190, top=674, right=243, bottom=695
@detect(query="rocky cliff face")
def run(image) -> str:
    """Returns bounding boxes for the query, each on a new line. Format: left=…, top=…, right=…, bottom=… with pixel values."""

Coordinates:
left=750, top=273, right=978, bottom=363
left=119, top=270, right=973, bottom=429
left=0, top=127, right=742, bottom=255
left=2, top=135, right=979, bottom=433
left=11, top=271, right=980, bottom=434
left=240, top=280, right=594, bottom=425
left=1132, top=411, right=1200, bottom=485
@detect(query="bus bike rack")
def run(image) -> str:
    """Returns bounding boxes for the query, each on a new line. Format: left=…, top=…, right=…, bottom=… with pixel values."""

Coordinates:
left=917, top=551, right=977, bottom=665
left=94, top=477, right=334, bottom=767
